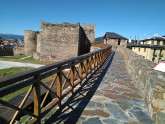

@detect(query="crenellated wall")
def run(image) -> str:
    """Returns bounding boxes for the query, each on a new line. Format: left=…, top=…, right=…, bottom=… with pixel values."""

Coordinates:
left=116, top=46, right=165, bottom=124
left=37, top=21, right=80, bottom=60
left=82, top=23, right=95, bottom=43
left=24, top=21, right=95, bottom=61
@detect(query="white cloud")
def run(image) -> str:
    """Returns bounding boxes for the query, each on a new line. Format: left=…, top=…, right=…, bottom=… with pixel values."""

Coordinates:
left=153, top=34, right=159, bottom=37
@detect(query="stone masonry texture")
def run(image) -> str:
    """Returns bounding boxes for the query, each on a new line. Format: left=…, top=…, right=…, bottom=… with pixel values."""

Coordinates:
left=24, top=30, right=38, bottom=56
left=24, top=21, right=95, bottom=61
left=0, top=47, right=24, bottom=56
left=40, top=51, right=153, bottom=124
left=116, top=45, right=165, bottom=124
left=106, top=39, right=127, bottom=47
left=38, top=22, right=80, bottom=60
left=1, top=46, right=160, bottom=124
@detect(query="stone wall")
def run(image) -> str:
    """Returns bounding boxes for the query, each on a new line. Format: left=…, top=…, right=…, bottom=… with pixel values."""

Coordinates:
left=0, top=47, right=14, bottom=56
left=82, top=23, right=95, bottom=43
left=78, top=27, right=91, bottom=55
left=107, top=39, right=118, bottom=46
left=120, top=39, right=127, bottom=47
left=0, top=47, right=24, bottom=56
left=31, top=21, right=94, bottom=61
left=13, top=47, right=24, bottom=56
left=107, top=39, right=127, bottom=47
left=24, top=30, right=38, bottom=56
left=116, top=46, right=165, bottom=123
left=36, top=21, right=80, bottom=61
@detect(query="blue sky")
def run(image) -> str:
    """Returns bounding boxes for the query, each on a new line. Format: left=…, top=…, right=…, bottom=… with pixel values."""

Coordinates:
left=0, top=0, right=165, bottom=40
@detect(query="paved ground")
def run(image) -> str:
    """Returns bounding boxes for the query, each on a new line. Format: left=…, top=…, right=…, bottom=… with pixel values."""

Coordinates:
left=43, top=51, right=153, bottom=124
left=0, top=60, right=44, bottom=69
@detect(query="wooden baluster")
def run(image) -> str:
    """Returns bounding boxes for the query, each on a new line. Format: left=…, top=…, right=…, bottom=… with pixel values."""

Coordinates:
left=79, top=61, right=83, bottom=85
left=89, top=57, right=93, bottom=73
left=101, top=52, right=103, bottom=62
left=33, top=75, right=41, bottom=123
left=96, top=54, right=99, bottom=68
left=93, top=55, right=96, bottom=70
left=70, top=62, right=75, bottom=94
left=57, top=67, right=62, bottom=107
left=98, top=53, right=101, bottom=65
left=103, top=51, right=105, bottom=60
left=100, top=52, right=103, bottom=62
left=85, top=59, right=89, bottom=78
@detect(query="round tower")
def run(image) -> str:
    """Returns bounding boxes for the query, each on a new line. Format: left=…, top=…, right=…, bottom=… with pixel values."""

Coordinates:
left=24, top=30, right=38, bottom=56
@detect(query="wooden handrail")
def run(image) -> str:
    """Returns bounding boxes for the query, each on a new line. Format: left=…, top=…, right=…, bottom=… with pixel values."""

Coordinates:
left=0, top=46, right=110, bottom=87
left=0, top=45, right=112, bottom=124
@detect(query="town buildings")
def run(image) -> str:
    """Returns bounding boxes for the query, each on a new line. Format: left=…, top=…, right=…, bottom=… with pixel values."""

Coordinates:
left=95, top=32, right=128, bottom=47
left=129, top=36, right=165, bottom=63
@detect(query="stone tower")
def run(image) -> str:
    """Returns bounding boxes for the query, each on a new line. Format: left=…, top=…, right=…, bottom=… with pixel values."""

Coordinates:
left=25, top=21, right=96, bottom=60
left=24, top=30, right=38, bottom=56
left=82, top=23, right=95, bottom=43
left=35, top=21, right=81, bottom=60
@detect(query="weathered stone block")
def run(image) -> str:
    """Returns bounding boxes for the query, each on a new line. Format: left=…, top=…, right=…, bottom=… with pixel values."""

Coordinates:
left=116, top=46, right=165, bottom=122
left=155, top=112, right=165, bottom=124
left=24, top=21, right=95, bottom=61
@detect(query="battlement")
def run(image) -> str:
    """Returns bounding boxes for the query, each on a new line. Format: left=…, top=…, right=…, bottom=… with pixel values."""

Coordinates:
left=82, top=23, right=95, bottom=31
left=25, top=20, right=95, bottom=59
left=24, top=30, right=39, bottom=34
left=41, top=21, right=80, bottom=29
left=81, top=23, right=95, bottom=43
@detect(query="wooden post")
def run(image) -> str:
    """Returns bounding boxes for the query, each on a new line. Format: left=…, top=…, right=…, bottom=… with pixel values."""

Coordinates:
left=89, top=57, right=93, bottom=73
left=93, top=55, right=96, bottom=70
left=79, top=61, right=83, bottom=85
left=57, top=68, right=62, bottom=107
left=100, top=52, right=103, bottom=62
left=33, top=75, right=41, bottom=123
left=102, top=51, right=105, bottom=60
left=70, top=62, right=75, bottom=94
left=85, top=59, right=88, bottom=78
left=97, top=54, right=100, bottom=66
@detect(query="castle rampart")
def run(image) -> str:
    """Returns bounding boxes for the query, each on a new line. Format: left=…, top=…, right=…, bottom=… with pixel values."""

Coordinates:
left=24, top=21, right=95, bottom=61
left=23, top=21, right=95, bottom=61
left=24, top=30, right=39, bottom=56
left=0, top=47, right=24, bottom=56
left=37, top=21, right=80, bottom=60
left=116, top=46, right=165, bottom=123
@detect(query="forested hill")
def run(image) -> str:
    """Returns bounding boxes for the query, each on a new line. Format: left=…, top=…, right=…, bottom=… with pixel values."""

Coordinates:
left=0, top=33, right=24, bottom=40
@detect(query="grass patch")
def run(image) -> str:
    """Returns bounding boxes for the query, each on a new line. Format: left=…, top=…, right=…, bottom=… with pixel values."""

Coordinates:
left=1, top=86, right=30, bottom=102
left=0, top=55, right=27, bottom=60
left=0, top=66, right=56, bottom=102
left=0, top=67, right=33, bottom=78
left=0, top=55, right=56, bottom=65
left=0, top=67, right=33, bottom=102
left=19, top=115, right=30, bottom=123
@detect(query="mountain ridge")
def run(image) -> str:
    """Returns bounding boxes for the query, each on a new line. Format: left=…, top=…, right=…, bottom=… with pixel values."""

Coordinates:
left=0, top=33, right=24, bottom=40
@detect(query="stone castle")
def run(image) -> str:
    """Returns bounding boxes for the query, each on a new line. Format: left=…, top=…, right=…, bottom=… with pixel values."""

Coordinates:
left=24, top=21, right=95, bottom=60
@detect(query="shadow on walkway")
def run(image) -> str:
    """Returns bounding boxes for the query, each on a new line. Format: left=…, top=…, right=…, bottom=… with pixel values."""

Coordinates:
left=45, top=52, right=115, bottom=124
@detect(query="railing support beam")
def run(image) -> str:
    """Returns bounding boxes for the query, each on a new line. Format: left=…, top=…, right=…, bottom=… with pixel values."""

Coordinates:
left=71, top=62, right=75, bottom=94
left=57, top=67, right=62, bottom=107
left=33, top=75, right=41, bottom=123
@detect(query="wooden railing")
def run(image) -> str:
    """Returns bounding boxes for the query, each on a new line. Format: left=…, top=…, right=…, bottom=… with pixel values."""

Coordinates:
left=0, top=45, right=112, bottom=124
